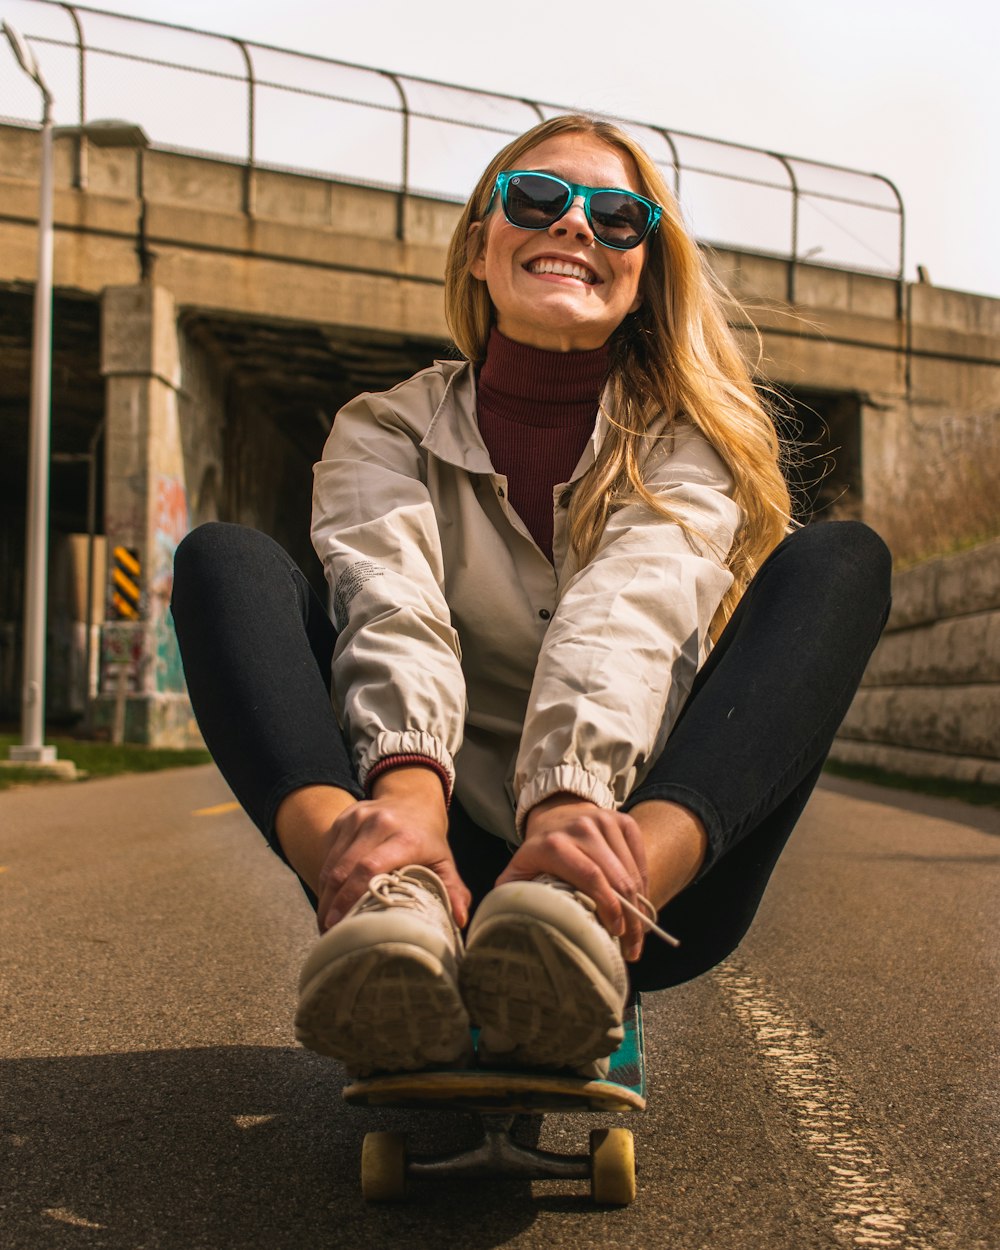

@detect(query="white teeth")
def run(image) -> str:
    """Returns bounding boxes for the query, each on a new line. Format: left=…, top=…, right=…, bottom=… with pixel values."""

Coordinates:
left=527, top=258, right=597, bottom=284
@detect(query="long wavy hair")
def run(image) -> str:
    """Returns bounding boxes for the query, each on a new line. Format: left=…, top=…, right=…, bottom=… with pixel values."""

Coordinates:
left=444, top=114, right=792, bottom=637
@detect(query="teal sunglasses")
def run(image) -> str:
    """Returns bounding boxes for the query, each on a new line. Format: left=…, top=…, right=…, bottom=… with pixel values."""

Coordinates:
left=487, top=170, right=662, bottom=251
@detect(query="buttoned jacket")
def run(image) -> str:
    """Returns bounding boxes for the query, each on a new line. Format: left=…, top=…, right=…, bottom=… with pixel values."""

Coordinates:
left=311, top=358, right=742, bottom=843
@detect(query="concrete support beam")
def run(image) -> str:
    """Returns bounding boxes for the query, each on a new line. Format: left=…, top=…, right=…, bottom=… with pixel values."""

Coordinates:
left=97, top=284, right=200, bottom=746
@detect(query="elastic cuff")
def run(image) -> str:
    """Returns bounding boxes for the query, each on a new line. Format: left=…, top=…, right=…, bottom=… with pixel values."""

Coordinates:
left=514, top=764, right=617, bottom=841
left=365, top=754, right=453, bottom=807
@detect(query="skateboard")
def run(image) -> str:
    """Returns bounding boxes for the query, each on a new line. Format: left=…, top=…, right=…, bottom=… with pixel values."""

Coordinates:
left=343, top=992, right=645, bottom=1205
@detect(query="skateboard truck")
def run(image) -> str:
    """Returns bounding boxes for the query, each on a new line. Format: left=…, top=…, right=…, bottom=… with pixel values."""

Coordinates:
left=362, top=1118, right=636, bottom=1203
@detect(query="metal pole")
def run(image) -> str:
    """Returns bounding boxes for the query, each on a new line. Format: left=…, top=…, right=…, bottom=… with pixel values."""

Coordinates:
left=1, top=22, right=60, bottom=766
left=83, top=419, right=104, bottom=726
left=14, top=93, right=57, bottom=762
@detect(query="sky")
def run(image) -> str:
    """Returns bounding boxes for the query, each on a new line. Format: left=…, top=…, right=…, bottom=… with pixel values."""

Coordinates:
left=5, top=0, right=998, bottom=299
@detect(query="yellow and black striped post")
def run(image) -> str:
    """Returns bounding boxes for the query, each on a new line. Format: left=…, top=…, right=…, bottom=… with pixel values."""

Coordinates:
left=110, top=546, right=141, bottom=620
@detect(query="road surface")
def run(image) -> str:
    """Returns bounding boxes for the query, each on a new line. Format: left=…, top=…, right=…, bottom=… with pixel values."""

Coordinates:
left=1, top=765, right=996, bottom=1248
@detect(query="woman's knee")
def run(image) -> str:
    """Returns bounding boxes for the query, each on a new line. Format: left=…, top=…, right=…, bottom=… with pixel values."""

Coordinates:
left=773, top=520, right=892, bottom=607
left=172, top=524, right=301, bottom=639
left=174, top=523, right=290, bottom=595
left=176, top=521, right=272, bottom=574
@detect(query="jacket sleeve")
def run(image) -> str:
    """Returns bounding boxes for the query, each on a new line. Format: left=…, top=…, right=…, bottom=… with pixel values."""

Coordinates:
left=513, top=423, right=742, bottom=836
left=311, top=391, right=466, bottom=791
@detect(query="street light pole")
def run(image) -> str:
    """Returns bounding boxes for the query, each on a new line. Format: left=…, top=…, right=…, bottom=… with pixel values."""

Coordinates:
left=2, top=24, right=149, bottom=772
left=3, top=20, right=59, bottom=767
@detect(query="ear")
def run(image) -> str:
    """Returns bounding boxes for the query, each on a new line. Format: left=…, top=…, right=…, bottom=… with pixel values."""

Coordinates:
left=467, top=220, right=487, bottom=280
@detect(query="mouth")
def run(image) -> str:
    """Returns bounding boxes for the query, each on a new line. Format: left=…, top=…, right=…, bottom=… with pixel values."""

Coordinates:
left=524, top=256, right=600, bottom=286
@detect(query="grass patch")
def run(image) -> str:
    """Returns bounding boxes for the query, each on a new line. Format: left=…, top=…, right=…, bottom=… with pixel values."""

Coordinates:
left=0, top=733, right=211, bottom=789
left=824, top=759, right=1000, bottom=809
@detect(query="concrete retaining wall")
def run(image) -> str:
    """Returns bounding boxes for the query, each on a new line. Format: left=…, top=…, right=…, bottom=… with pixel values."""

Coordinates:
left=830, top=538, right=1000, bottom=784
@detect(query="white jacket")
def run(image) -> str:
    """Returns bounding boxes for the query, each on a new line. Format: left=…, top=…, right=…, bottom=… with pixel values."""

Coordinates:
left=311, top=358, right=742, bottom=844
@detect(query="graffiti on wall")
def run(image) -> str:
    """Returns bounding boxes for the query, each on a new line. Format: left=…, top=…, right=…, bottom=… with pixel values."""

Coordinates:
left=151, top=474, right=190, bottom=693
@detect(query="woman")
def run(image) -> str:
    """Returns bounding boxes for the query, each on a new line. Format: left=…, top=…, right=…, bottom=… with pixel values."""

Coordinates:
left=171, top=114, right=891, bottom=1078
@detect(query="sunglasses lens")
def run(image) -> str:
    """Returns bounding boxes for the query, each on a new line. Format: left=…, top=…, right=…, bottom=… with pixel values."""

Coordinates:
left=499, top=173, right=655, bottom=249
left=504, top=173, right=570, bottom=228
left=589, top=191, right=651, bottom=249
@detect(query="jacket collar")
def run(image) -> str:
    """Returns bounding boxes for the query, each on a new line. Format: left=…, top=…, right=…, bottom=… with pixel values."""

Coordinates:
left=422, top=359, right=610, bottom=482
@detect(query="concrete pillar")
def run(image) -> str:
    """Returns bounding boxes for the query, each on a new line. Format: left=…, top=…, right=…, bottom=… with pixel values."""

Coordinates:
left=97, top=284, right=200, bottom=746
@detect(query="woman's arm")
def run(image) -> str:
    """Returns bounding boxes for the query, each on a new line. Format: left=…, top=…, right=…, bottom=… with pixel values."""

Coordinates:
left=507, top=424, right=741, bottom=949
left=309, top=382, right=470, bottom=922
left=313, top=387, right=468, bottom=794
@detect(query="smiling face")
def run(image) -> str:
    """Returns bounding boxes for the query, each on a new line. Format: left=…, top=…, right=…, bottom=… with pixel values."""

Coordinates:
left=468, top=132, right=648, bottom=352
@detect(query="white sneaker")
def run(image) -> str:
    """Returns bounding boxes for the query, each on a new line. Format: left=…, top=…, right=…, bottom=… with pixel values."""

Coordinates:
left=294, top=866, right=470, bottom=1076
left=460, top=876, right=628, bottom=1074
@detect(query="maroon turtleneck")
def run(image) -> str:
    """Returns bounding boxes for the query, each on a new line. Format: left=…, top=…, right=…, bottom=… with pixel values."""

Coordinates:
left=476, top=328, right=610, bottom=560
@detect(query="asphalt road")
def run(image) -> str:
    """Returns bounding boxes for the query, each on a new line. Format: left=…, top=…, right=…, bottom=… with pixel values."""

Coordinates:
left=1, top=765, right=997, bottom=1250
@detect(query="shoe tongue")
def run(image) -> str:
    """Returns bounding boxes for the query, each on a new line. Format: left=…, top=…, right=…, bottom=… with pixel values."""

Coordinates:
left=533, top=874, right=597, bottom=913
left=533, top=873, right=573, bottom=889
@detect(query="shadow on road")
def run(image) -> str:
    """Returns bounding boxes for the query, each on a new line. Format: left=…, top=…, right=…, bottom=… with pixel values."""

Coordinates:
left=1, top=1044, right=547, bottom=1248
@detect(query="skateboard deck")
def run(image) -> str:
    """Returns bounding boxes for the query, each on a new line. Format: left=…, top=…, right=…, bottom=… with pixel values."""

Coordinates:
left=343, top=992, right=645, bottom=1204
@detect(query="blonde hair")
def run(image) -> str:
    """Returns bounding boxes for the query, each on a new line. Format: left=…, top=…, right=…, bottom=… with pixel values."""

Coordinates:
left=444, top=114, right=792, bottom=637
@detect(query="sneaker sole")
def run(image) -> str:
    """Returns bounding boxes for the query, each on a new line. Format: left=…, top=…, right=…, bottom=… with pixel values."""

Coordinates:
left=294, top=941, right=470, bottom=1075
left=460, top=917, right=624, bottom=1070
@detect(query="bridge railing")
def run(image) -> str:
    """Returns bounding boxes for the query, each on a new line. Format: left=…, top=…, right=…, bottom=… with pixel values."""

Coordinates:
left=1, top=0, right=904, bottom=304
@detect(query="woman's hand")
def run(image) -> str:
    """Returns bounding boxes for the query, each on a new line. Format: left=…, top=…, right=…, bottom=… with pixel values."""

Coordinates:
left=497, top=793, right=649, bottom=961
left=315, top=766, right=471, bottom=933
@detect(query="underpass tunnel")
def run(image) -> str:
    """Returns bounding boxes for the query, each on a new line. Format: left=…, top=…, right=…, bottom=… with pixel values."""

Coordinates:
left=0, top=284, right=104, bottom=724
left=1, top=284, right=865, bottom=735
left=183, top=313, right=449, bottom=604
left=0, top=285, right=445, bottom=728
left=772, top=386, right=863, bottom=526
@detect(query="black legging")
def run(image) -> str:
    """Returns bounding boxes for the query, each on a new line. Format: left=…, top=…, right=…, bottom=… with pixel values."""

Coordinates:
left=170, top=520, right=891, bottom=991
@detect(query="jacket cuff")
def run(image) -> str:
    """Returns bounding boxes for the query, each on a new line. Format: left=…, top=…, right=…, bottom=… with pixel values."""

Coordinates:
left=358, top=730, right=456, bottom=798
left=514, top=765, right=616, bottom=842
left=365, top=753, right=453, bottom=806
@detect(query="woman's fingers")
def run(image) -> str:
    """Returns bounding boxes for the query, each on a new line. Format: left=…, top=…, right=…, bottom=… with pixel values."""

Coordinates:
left=314, top=798, right=465, bottom=932
left=504, top=799, right=651, bottom=961
left=598, top=813, right=648, bottom=960
left=431, top=859, right=472, bottom=929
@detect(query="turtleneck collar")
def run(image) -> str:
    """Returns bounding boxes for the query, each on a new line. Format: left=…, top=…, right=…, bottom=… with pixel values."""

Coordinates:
left=477, top=327, right=610, bottom=426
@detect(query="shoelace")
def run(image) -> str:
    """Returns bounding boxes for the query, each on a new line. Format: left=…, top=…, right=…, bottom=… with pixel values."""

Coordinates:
left=540, top=874, right=680, bottom=949
left=363, top=869, right=679, bottom=948
left=613, top=890, right=680, bottom=948
left=360, top=867, right=458, bottom=929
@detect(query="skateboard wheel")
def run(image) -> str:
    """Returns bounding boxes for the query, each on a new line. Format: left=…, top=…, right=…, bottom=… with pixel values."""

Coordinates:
left=590, top=1127, right=636, bottom=1206
left=361, top=1131, right=407, bottom=1201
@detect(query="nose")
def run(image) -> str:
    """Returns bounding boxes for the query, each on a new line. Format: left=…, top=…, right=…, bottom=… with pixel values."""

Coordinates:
left=549, top=195, right=593, bottom=243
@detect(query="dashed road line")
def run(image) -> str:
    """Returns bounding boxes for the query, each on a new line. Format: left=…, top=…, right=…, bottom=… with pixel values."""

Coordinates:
left=43, top=1208, right=105, bottom=1230
left=193, top=800, right=241, bottom=817
left=714, top=962, right=931, bottom=1250
left=233, top=1114, right=277, bottom=1129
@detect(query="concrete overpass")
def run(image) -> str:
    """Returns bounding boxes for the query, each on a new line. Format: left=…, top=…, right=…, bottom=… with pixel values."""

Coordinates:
left=1, top=50, right=998, bottom=744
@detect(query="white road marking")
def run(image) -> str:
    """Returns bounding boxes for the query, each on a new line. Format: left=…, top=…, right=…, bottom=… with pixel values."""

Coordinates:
left=233, top=1114, right=277, bottom=1129
left=43, top=1208, right=105, bottom=1229
left=714, top=963, right=930, bottom=1249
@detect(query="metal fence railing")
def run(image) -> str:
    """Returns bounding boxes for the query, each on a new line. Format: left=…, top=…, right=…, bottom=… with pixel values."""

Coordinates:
left=1, top=0, right=905, bottom=307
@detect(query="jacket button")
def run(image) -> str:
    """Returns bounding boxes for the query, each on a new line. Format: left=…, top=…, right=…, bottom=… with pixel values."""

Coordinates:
left=538, top=608, right=551, bottom=620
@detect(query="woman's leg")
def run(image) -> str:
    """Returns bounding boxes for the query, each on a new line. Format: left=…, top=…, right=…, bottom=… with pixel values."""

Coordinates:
left=170, top=523, right=363, bottom=897
left=623, top=520, right=892, bottom=990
